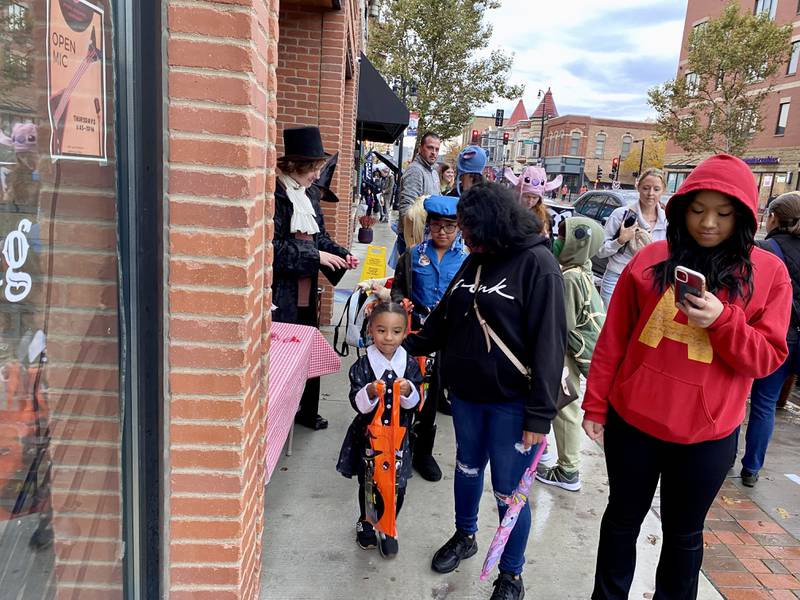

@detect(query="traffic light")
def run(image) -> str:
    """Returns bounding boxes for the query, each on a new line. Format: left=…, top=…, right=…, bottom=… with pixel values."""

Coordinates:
left=611, top=157, right=620, bottom=179
left=495, top=109, right=505, bottom=127
left=471, top=129, right=480, bottom=144
left=502, top=132, right=510, bottom=146
left=596, top=165, right=603, bottom=180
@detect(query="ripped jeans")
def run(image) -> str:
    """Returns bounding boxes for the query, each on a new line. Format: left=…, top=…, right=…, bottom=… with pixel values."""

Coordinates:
left=451, top=393, right=539, bottom=575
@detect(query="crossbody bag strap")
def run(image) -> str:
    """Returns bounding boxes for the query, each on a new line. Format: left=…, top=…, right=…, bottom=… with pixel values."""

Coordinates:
left=472, top=265, right=532, bottom=381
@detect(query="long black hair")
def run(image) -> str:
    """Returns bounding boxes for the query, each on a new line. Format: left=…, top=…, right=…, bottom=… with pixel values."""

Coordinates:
left=457, top=182, right=542, bottom=252
left=651, top=194, right=755, bottom=302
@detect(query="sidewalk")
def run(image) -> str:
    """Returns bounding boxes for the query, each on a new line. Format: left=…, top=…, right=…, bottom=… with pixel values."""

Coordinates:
left=259, top=221, right=797, bottom=599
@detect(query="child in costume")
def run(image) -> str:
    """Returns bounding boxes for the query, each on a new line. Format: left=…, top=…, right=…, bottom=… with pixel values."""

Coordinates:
left=536, top=217, right=605, bottom=492
left=336, top=301, right=423, bottom=558
left=503, top=166, right=562, bottom=237
left=391, top=195, right=468, bottom=481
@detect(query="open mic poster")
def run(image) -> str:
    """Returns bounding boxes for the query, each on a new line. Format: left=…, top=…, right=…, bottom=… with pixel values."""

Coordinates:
left=46, top=0, right=107, bottom=162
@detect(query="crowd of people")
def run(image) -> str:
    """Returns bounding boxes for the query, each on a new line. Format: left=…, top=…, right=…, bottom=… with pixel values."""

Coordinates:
left=271, top=126, right=799, bottom=600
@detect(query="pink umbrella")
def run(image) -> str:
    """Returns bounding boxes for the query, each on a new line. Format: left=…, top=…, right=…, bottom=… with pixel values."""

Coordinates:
left=480, top=439, right=548, bottom=581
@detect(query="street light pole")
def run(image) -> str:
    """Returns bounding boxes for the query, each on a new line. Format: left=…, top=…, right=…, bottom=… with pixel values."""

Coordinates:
left=536, top=88, right=549, bottom=163
left=634, top=138, right=646, bottom=178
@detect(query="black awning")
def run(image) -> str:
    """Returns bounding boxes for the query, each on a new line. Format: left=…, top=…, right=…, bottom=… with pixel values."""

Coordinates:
left=357, top=53, right=409, bottom=143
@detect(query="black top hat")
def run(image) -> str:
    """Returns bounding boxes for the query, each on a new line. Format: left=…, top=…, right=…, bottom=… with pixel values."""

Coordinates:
left=280, top=126, right=330, bottom=161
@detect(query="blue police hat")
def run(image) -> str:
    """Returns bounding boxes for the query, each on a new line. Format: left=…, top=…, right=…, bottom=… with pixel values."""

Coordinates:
left=424, top=195, right=459, bottom=218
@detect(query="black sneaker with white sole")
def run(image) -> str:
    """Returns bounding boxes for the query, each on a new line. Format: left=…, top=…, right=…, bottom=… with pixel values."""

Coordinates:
left=535, top=464, right=581, bottom=492
left=356, top=520, right=377, bottom=549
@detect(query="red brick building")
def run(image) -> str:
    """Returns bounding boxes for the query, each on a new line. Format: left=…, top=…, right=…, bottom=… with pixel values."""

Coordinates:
left=542, top=115, right=656, bottom=192
left=0, top=0, right=369, bottom=597
left=666, top=0, right=800, bottom=210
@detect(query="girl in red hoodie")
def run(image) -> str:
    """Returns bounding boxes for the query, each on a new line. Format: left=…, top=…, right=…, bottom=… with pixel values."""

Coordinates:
left=582, top=154, right=791, bottom=600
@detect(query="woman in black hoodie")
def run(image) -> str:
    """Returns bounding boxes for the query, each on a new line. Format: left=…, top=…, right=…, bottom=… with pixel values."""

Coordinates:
left=741, top=192, right=800, bottom=486
left=405, top=183, right=566, bottom=600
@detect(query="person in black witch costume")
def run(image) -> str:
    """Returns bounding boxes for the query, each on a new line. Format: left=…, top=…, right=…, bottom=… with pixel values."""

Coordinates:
left=336, top=301, right=423, bottom=558
left=273, top=126, right=359, bottom=430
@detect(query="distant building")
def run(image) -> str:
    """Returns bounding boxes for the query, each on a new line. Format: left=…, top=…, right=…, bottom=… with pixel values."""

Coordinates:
left=542, top=116, right=656, bottom=193
left=665, top=0, right=800, bottom=215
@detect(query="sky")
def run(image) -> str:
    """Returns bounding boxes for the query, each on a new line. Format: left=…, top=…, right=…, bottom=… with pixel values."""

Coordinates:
left=483, top=0, right=689, bottom=122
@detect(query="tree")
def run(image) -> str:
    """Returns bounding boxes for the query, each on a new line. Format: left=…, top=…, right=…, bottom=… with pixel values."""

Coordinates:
left=620, top=136, right=666, bottom=177
left=368, top=0, right=522, bottom=144
left=648, top=2, right=791, bottom=157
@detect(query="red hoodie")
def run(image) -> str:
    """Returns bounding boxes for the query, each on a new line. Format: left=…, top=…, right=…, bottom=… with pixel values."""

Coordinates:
left=583, top=155, right=791, bottom=444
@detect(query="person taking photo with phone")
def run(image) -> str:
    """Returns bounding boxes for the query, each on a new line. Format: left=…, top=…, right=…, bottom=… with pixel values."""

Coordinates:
left=597, top=168, right=668, bottom=306
left=582, top=154, right=792, bottom=600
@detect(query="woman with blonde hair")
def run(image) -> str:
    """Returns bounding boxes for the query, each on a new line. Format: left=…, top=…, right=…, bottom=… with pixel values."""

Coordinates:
left=596, top=168, right=668, bottom=306
left=740, top=192, right=800, bottom=486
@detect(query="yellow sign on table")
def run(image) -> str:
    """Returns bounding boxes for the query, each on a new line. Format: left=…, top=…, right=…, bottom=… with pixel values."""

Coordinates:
left=360, top=245, right=387, bottom=281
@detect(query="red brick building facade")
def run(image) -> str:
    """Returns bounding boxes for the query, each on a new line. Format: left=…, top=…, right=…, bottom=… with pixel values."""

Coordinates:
left=542, top=115, right=656, bottom=191
left=666, top=0, right=800, bottom=210
left=164, top=0, right=363, bottom=597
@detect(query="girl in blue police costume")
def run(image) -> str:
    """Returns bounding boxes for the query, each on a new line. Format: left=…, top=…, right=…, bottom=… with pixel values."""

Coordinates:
left=391, top=195, right=469, bottom=481
left=336, top=302, right=423, bottom=558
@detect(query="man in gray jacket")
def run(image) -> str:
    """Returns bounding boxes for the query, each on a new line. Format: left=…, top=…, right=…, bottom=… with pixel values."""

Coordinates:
left=397, top=132, right=441, bottom=254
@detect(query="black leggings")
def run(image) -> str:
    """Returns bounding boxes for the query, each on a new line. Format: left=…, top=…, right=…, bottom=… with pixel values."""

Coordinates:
left=593, top=408, right=736, bottom=600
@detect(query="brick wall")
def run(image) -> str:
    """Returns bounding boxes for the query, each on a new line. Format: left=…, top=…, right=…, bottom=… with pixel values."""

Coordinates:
left=276, top=2, right=361, bottom=325
left=164, top=0, right=277, bottom=597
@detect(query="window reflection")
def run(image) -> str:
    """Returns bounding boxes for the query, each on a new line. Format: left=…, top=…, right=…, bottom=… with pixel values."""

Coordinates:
left=0, top=0, right=122, bottom=597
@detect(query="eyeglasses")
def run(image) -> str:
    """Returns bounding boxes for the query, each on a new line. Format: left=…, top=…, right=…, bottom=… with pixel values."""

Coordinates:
left=430, top=223, right=458, bottom=234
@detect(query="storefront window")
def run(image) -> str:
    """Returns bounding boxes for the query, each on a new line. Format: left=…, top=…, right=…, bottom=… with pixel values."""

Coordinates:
left=0, top=0, right=124, bottom=597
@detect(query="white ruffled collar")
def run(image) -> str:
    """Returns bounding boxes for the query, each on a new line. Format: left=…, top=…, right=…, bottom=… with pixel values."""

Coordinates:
left=367, top=344, right=407, bottom=379
left=279, top=173, right=320, bottom=235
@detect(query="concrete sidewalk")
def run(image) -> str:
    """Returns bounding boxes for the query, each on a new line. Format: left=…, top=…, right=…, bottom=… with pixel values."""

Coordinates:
left=260, top=221, right=723, bottom=600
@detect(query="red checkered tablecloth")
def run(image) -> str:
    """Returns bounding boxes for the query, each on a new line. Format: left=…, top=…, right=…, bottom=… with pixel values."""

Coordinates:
left=265, top=322, right=341, bottom=483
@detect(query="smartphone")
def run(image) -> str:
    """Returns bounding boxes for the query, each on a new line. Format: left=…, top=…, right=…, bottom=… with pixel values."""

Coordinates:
left=612, top=210, right=638, bottom=239
left=675, top=266, right=707, bottom=304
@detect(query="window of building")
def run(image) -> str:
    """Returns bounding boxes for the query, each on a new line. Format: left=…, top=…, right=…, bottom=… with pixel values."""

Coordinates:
left=7, top=2, right=27, bottom=31
left=789, top=41, right=800, bottom=75
left=690, top=22, right=707, bottom=49
left=568, top=131, right=581, bottom=156
left=621, top=135, right=632, bottom=160
left=3, top=51, right=30, bottom=81
left=667, top=172, right=688, bottom=194
left=594, top=133, right=606, bottom=159
left=776, top=101, right=791, bottom=135
left=685, top=72, right=700, bottom=96
left=738, top=107, right=758, bottom=134
left=755, top=0, right=777, bottom=19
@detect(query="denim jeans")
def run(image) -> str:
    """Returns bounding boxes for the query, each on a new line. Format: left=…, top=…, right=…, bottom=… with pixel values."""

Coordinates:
left=450, top=394, right=540, bottom=575
left=743, top=338, right=800, bottom=473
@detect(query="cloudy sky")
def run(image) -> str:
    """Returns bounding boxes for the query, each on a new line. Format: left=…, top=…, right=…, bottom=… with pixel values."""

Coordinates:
left=484, top=0, right=689, bottom=122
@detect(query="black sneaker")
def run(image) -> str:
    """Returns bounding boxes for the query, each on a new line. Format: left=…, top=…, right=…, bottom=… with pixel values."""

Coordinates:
left=535, top=464, right=581, bottom=492
left=413, top=454, right=442, bottom=482
left=356, top=520, right=377, bottom=549
left=490, top=572, right=524, bottom=600
left=741, top=469, right=759, bottom=487
left=431, top=530, right=477, bottom=573
left=377, top=532, right=398, bottom=558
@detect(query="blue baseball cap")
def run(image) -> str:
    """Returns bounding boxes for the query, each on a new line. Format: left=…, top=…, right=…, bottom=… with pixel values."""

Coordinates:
left=423, top=195, right=459, bottom=218
left=457, top=145, right=488, bottom=175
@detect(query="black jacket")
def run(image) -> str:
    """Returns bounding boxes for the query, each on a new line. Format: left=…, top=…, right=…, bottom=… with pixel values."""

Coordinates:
left=761, top=231, right=800, bottom=343
left=336, top=352, right=423, bottom=486
left=404, top=236, right=566, bottom=433
left=272, top=181, right=350, bottom=324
